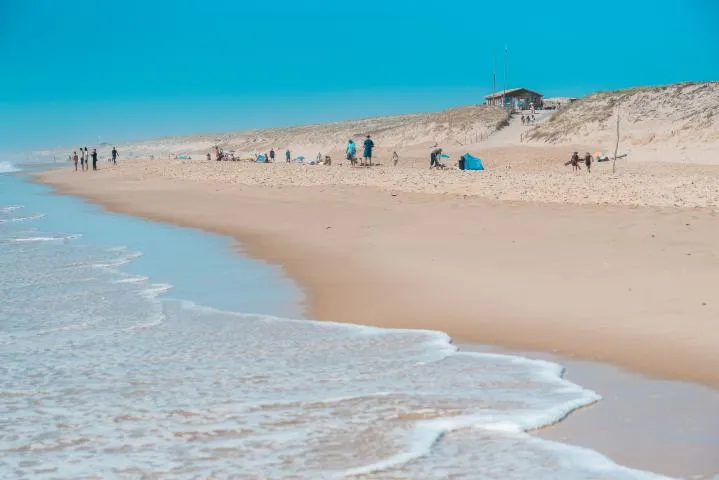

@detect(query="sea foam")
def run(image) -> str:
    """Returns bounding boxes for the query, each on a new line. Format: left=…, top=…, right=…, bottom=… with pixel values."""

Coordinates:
left=0, top=200, right=674, bottom=479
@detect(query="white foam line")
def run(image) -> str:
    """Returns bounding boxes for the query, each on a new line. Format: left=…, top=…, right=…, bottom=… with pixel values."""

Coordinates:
left=13, top=236, right=64, bottom=243
left=1, top=205, right=23, bottom=212
left=9, top=213, right=45, bottom=222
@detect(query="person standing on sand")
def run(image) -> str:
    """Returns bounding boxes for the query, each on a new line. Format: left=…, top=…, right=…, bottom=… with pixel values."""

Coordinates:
left=79, top=148, right=85, bottom=171
left=584, top=152, right=592, bottom=173
left=362, top=135, right=374, bottom=166
left=285, top=149, right=291, bottom=163
left=346, top=139, right=357, bottom=167
left=91, top=148, right=98, bottom=171
left=111, top=147, right=118, bottom=165
left=72, top=151, right=79, bottom=171
left=84, top=147, right=89, bottom=171
left=270, top=149, right=275, bottom=162
left=566, top=151, right=581, bottom=172
left=392, top=151, right=399, bottom=166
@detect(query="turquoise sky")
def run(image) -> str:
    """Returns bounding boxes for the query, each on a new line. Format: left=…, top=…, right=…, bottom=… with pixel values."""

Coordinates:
left=1, top=0, right=717, bottom=151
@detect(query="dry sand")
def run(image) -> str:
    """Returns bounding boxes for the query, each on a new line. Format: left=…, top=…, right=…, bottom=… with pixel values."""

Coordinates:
left=35, top=157, right=719, bottom=388
left=526, top=82, right=719, bottom=164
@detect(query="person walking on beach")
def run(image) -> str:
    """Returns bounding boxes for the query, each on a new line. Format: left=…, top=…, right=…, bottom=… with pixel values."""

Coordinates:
left=392, top=151, right=399, bottom=166
left=270, top=149, right=275, bottom=162
left=111, top=147, right=118, bottom=165
left=79, top=149, right=85, bottom=171
left=584, top=152, right=593, bottom=173
left=84, top=147, right=89, bottom=171
left=565, top=151, right=581, bottom=172
left=91, top=148, right=98, bottom=171
left=72, top=151, right=79, bottom=171
left=285, top=149, right=291, bottom=163
left=362, top=135, right=374, bottom=166
left=346, top=139, right=357, bottom=167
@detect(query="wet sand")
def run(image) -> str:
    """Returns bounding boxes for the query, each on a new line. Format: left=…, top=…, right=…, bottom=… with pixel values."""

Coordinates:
left=465, top=344, right=719, bottom=479
left=35, top=163, right=719, bottom=387
left=34, top=161, right=719, bottom=478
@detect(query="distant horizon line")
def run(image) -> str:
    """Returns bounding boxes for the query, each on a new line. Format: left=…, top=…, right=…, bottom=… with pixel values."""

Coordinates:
left=3, top=79, right=716, bottom=156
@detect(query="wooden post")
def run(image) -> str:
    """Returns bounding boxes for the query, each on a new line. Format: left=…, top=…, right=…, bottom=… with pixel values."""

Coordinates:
left=613, top=105, right=620, bottom=174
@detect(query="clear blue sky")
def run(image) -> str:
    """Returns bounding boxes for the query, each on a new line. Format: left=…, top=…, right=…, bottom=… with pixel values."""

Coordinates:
left=1, top=0, right=717, bottom=152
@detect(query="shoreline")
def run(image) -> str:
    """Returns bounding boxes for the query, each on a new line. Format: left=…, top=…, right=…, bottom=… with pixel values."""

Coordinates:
left=469, top=344, right=719, bottom=479
left=33, top=162, right=719, bottom=388
left=29, top=165, right=719, bottom=478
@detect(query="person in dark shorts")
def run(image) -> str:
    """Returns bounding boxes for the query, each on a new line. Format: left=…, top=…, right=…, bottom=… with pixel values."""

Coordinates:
left=270, top=149, right=275, bottom=162
left=79, top=148, right=85, bottom=170
left=91, top=148, right=98, bottom=171
left=584, top=152, right=592, bottom=173
left=362, top=135, right=374, bottom=166
left=111, top=147, right=118, bottom=165
left=84, top=147, right=89, bottom=171
left=72, top=151, right=79, bottom=171
left=285, top=149, right=291, bottom=163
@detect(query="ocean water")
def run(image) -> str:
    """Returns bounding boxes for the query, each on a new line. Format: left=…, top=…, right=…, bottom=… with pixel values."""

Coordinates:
left=0, top=165, right=672, bottom=479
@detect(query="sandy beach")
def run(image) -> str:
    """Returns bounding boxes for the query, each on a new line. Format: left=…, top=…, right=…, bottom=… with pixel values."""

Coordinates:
left=35, top=155, right=719, bottom=388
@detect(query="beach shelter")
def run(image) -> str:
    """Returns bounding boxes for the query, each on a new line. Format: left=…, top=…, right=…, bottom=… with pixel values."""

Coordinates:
left=463, top=153, right=485, bottom=171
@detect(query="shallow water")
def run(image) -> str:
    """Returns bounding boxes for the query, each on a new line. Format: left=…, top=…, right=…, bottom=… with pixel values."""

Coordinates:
left=0, top=167, right=671, bottom=479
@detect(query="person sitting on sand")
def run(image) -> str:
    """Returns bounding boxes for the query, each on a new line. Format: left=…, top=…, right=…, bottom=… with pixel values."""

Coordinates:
left=584, top=152, right=593, bottom=173
left=346, top=139, right=357, bottom=167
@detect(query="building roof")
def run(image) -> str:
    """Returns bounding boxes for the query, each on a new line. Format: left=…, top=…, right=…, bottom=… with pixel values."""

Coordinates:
left=543, top=97, right=579, bottom=103
left=484, top=88, right=544, bottom=100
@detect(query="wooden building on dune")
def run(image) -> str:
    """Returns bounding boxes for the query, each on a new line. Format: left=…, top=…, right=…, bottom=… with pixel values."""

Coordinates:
left=484, top=88, right=544, bottom=110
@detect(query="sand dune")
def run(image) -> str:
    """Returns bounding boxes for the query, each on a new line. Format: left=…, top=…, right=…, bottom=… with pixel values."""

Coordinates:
left=525, top=82, right=719, bottom=164
left=118, top=105, right=510, bottom=161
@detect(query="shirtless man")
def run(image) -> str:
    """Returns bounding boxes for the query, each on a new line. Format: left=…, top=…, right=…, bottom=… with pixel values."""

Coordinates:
left=584, top=152, right=592, bottom=173
left=565, top=151, right=581, bottom=171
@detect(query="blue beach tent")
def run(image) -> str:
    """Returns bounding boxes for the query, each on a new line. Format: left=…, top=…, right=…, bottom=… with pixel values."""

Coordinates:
left=463, top=153, right=485, bottom=171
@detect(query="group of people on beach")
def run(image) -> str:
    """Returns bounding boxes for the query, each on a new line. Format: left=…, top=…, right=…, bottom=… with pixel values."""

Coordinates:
left=521, top=114, right=536, bottom=125
left=345, top=135, right=375, bottom=167
left=70, top=147, right=118, bottom=172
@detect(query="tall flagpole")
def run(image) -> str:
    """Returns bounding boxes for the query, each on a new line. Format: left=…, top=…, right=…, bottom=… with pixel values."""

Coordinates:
left=492, top=53, right=496, bottom=98
left=503, top=44, right=508, bottom=108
